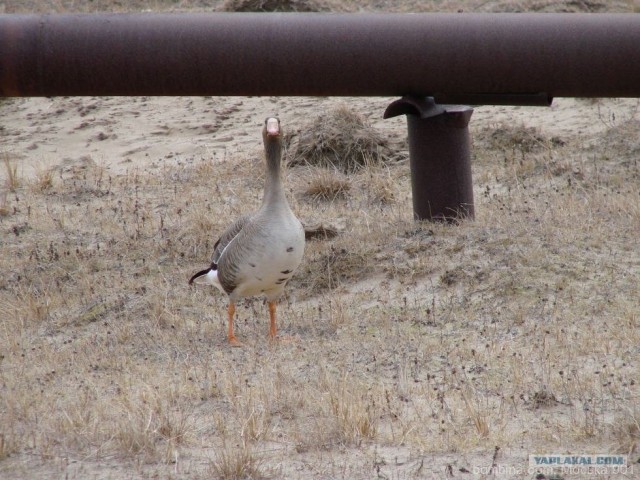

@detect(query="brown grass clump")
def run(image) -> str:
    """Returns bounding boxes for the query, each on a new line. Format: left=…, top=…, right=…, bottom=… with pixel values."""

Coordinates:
left=301, top=167, right=351, bottom=201
left=287, top=105, right=392, bottom=173
left=2, top=154, right=19, bottom=192
left=0, top=434, right=15, bottom=461
left=473, top=121, right=574, bottom=184
left=476, top=123, right=564, bottom=154
left=292, top=243, right=377, bottom=298
left=325, top=374, right=378, bottom=446
left=590, top=117, right=640, bottom=172
left=2, top=0, right=637, bottom=14
left=31, top=168, right=55, bottom=193
left=219, top=0, right=327, bottom=12
left=0, top=191, right=10, bottom=217
left=358, top=163, right=396, bottom=205
left=208, top=443, right=267, bottom=480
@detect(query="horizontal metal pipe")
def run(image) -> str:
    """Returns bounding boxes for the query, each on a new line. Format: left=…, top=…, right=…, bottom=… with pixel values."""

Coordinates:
left=1, top=13, right=640, bottom=98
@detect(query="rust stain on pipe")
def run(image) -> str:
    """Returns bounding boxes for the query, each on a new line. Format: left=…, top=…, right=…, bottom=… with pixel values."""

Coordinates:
left=1, top=13, right=640, bottom=98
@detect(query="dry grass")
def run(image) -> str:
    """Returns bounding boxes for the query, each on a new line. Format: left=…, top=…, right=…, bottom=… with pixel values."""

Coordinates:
left=209, top=443, right=268, bottom=480
left=2, top=154, right=20, bottom=192
left=476, top=122, right=565, bottom=154
left=3, top=107, right=638, bottom=477
left=611, top=414, right=640, bottom=456
left=3, top=0, right=639, bottom=14
left=0, top=191, right=10, bottom=217
left=287, top=105, right=392, bottom=173
left=324, top=373, right=379, bottom=446
left=1, top=1, right=640, bottom=479
left=31, top=167, right=55, bottom=193
left=300, top=167, right=351, bottom=201
left=219, top=0, right=328, bottom=12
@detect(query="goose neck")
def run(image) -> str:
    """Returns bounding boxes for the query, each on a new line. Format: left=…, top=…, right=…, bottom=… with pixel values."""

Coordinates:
left=263, top=138, right=285, bottom=206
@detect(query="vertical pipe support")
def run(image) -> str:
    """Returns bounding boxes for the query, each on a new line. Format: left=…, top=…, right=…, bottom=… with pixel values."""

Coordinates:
left=384, top=96, right=474, bottom=222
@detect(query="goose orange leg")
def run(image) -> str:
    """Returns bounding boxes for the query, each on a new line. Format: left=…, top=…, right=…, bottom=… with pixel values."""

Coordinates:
left=227, top=302, right=242, bottom=347
left=268, top=300, right=278, bottom=340
left=268, top=301, right=296, bottom=343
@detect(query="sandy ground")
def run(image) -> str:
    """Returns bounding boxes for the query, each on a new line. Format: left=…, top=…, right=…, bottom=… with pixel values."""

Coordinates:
left=3, top=91, right=639, bottom=480
left=3, top=94, right=638, bottom=178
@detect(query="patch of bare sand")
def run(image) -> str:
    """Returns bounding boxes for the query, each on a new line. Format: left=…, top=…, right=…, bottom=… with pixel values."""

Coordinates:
left=3, top=95, right=638, bottom=180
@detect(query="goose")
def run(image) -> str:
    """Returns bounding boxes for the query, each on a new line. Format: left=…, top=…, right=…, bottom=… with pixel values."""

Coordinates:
left=189, top=117, right=305, bottom=346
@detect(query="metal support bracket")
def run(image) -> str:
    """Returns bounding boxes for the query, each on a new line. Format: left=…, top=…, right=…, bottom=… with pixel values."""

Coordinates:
left=384, top=96, right=474, bottom=222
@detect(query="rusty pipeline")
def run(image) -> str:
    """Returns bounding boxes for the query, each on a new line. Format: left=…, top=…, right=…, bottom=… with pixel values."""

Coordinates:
left=1, top=13, right=640, bottom=98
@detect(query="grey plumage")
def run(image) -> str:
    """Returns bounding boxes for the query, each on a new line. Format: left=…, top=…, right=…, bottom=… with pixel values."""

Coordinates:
left=189, top=117, right=305, bottom=344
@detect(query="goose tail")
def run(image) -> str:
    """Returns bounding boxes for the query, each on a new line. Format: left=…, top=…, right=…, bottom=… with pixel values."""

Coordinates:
left=189, top=264, right=223, bottom=292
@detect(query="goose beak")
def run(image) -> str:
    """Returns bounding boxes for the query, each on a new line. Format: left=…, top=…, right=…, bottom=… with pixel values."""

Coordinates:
left=265, top=117, right=280, bottom=137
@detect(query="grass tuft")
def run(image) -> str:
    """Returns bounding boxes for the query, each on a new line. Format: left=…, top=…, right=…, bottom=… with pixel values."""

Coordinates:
left=287, top=105, right=391, bottom=173
left=209, top=443, right=268, bottom=480
left=0, top=190, right=10, bottom=217
left=476, top=123, right=564, bottom=154
left=610, top=413, right=640, bottom=455
left=2, top=154, right=20, bottom=192
left=32, top=167, right=55, bottom=193
left=219, top=0, right=326, bottom=12
left=301, top=167, right=351, bottom=201
left=0, top=433, right=16, bottom=461
left=325, top=374, right=378, bottom=446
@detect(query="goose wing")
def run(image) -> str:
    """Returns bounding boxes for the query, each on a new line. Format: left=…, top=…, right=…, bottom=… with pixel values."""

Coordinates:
left=188, top=214, right=253, bottom=287
left=211, top=214, right=252, bottom=266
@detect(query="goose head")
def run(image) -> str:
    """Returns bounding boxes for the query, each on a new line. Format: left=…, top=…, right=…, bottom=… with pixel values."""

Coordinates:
left=263, top=117, right=281, bottom=142
left=262, top=117, right=283, bottom=172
